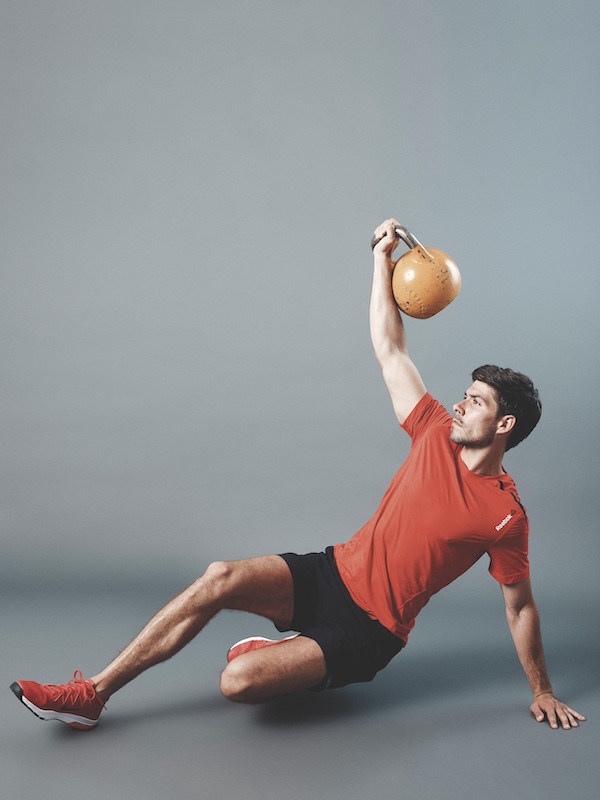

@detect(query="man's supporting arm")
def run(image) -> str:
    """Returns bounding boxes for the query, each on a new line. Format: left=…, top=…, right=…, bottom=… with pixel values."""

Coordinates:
left=370, top=219, right=427, bottom=425
left=501, top=579, right=586, bottom=729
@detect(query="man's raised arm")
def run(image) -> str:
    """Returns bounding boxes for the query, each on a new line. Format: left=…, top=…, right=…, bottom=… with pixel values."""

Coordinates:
left=370, top=219, right=427, bottom=425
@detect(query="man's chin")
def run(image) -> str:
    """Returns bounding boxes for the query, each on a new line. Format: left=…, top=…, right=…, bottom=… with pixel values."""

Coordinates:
left=449, top=429, right=496, bottom=449
left=449, top=430, right=464, bottom=446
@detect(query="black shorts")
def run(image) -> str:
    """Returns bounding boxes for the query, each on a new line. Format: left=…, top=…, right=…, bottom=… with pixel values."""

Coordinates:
left=276, top=547, right=404, bottom=691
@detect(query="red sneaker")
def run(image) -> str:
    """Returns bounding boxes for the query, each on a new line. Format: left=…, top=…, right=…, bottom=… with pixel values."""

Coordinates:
left=227, top=634, right=299, bottom=663
left=10, top=671, right=105, bottom=730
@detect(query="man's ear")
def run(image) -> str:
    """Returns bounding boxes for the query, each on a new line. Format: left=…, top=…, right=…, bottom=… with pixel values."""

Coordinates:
left=496, top=415, right=516, bottom=438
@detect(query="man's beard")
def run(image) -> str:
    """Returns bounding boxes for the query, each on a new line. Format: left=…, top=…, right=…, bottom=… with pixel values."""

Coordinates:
left=449, top=421, right=497, bottom=449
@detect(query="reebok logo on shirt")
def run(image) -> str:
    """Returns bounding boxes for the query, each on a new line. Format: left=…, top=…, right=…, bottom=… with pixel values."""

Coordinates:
left=495, top=511, right=516, bottom=532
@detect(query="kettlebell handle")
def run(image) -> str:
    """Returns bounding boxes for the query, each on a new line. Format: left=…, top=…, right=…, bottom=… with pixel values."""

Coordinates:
left=370, top=225, right=424, bottom=252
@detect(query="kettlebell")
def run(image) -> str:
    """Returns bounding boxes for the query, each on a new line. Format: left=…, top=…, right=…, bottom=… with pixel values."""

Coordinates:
left=371, top=225, right=461, bottom=319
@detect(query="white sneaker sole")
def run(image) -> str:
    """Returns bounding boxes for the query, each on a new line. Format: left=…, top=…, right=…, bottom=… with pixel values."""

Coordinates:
left=21, top=696, right=98, bottom=727
left=11, top=684, right=98, bottom=729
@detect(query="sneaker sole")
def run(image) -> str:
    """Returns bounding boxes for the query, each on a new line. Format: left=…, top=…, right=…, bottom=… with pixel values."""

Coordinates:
left=10, top=682, right=98, bottom=730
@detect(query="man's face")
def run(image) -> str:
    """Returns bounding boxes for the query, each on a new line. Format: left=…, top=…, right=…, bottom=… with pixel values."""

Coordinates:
left=450, top=381, right=502, bottom=449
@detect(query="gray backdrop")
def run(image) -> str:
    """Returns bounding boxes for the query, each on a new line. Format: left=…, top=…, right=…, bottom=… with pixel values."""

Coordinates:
left=1, top=2, right=598, bottom=799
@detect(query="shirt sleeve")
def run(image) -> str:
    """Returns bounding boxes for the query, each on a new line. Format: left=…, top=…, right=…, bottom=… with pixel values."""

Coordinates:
left=487, top=517, right=530, bottom=584
left=401, top=393, right=453, bottom=443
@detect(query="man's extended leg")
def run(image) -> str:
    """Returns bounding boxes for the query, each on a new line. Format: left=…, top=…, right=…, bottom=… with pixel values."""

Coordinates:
left=91, top=555, right=298, bottom=700
left=11, top=554, right=326, bottom=727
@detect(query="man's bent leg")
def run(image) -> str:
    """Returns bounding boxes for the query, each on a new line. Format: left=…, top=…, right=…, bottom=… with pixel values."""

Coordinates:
left=91, top=555, right=294, bottom=701
left=220, top=635, right=327, bottom=703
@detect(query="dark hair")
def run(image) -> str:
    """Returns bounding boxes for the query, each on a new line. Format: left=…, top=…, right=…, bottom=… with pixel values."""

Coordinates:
left=471, top=365, right=542, bottom=451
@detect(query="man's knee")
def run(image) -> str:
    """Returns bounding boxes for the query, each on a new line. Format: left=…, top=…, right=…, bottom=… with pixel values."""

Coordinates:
left=220, top=660, right=259, bottom=704
left=204, top=560, right=234, bottom=587
left=187, top=561, right=235, bottom=609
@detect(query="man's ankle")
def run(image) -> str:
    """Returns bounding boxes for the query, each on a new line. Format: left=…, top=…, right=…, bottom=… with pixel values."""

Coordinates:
left=90, top=676, right=111, bottom=703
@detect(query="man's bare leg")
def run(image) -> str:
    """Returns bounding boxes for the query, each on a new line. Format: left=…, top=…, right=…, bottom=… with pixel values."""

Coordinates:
left=91, top=555, right=310, bottom=702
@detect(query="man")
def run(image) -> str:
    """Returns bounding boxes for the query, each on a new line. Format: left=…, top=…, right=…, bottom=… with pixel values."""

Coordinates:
left=11, top=219, right=585, bottom=732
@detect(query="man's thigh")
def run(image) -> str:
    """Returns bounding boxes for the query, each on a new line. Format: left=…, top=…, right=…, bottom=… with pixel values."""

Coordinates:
left=214, top=555, right=294, bottom=629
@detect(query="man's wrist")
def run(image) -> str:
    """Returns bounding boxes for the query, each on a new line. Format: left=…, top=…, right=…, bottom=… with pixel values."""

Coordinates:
left=373, top=252, right=396, bottom=271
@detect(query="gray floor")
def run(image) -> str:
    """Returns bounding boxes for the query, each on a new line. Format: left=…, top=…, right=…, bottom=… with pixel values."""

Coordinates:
left=2, top=570, right=597, bottom=800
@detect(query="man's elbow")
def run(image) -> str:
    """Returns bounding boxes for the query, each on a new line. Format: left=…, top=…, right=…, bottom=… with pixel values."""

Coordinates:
left=505, top=598, right=539, bottom=629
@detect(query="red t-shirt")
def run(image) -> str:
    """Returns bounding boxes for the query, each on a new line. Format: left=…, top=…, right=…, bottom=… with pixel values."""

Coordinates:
left=334, top=393, right=530, bottom=644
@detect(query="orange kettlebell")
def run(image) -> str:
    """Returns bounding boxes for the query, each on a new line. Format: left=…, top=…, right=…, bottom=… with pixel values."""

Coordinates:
left=371, top=225, right=461, bottom=319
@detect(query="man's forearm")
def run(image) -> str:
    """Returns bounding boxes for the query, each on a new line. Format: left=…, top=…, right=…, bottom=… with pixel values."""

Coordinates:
left=506, top=602, right=553, bottom=697
left=369, top=253, right=407, bottom=365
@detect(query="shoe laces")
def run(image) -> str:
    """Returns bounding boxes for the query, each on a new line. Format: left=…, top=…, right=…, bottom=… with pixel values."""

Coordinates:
left=52, top=671, right=104, bottom=708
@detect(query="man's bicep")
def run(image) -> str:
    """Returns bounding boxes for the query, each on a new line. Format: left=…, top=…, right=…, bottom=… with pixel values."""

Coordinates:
left=500, top=578, right=534, bottom=614
left=381, top=352, right=427, bottom=425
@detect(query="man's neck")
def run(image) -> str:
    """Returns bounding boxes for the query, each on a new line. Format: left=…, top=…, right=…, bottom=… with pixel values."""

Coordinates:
left=460, top=445, right=506, bottom=477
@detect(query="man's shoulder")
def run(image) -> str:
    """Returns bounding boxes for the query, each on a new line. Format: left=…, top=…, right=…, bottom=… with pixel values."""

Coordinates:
left=496, top=472, right=528, bottom=518
left=402, top=393, right=452, bottom=440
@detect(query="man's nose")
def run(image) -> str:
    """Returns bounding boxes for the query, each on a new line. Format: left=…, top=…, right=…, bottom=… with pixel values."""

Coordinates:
left=453, top=401, right=465, bottom=416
